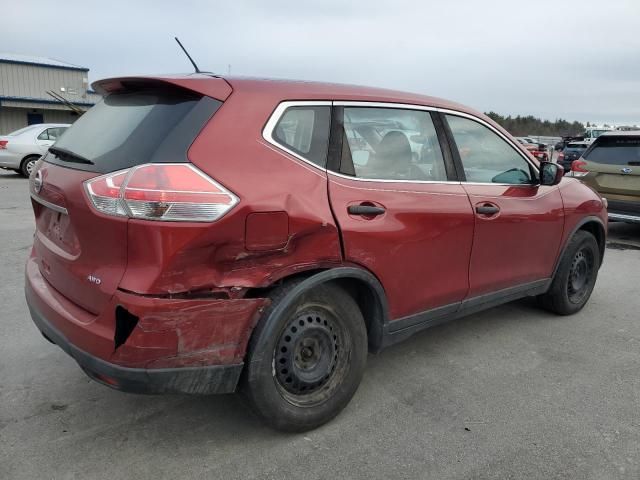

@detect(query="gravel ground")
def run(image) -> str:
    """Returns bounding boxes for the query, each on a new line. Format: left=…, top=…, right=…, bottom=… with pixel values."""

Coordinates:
left=0, top=170, right=638, bottom=479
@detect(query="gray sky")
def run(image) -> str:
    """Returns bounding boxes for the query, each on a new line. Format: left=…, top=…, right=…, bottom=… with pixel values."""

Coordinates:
left=3, top=0, right=639, bottom=124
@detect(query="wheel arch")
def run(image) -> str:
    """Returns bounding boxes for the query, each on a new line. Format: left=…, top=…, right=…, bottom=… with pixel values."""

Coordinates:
left=553, top=216, right=606, bottom=279
left=20, top=153, right=42, bottom=175
left=248, top=267, right=390, bottom=354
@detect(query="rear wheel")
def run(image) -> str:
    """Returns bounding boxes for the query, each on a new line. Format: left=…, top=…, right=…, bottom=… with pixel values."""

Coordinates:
left=20, top=155, right=40, bottom=177
left=242, top=282, right=367, bottom=432
left=538, top=230, right=600, bottom=315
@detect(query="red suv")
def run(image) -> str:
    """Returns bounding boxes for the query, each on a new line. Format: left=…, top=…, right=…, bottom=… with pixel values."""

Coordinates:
left=25, top=74, right=607, bottom=431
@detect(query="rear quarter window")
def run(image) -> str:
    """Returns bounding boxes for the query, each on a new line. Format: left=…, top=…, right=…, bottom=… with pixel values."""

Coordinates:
left=271, top=105, right=331, bottom=167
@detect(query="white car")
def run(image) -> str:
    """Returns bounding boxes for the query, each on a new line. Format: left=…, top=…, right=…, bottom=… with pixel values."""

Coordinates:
left=0, top=123, right=70, bottom=176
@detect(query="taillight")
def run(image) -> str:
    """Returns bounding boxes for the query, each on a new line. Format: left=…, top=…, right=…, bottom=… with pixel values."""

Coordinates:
left=571, top=160, right=589, bottom=177
left=0, top=140, right=7, bottom=149
left=84, top=164, right=238, bottom=222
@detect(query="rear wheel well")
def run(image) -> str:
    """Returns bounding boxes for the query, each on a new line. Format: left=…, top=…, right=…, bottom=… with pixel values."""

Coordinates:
left=577, top=220, right=605, bottom=264
left=245, top=269, right=387, bottom=353
left=329, top=277, right=385, bottom=352
left=21, top=154, right=41, bottom=164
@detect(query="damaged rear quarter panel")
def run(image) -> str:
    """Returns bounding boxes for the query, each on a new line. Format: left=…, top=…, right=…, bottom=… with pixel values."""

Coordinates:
left=117, top=85, right=343, bottom=296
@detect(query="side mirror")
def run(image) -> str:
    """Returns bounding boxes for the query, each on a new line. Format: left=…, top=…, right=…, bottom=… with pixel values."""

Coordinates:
left=539, top=161, right=564, bottom=186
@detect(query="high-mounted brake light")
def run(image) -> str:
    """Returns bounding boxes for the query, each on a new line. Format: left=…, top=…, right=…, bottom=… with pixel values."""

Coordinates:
left=84, top=164, right=238, bottom=222
left=571, top=159, right=589, bottom=177
left=0, top=140, right=8, bottom=149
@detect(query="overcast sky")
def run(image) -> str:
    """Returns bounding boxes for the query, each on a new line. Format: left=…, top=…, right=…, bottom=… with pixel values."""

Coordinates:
left=2, top=0, right=639, bottom=124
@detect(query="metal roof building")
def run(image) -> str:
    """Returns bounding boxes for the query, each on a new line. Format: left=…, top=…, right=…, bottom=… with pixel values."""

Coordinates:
left=0, top=53, right=102, bottom=134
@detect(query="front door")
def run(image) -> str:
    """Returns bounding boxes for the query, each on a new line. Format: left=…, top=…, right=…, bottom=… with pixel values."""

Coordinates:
left=443, top=113, right=564, bottom=297
left=327, top=104, right=475, bottom=321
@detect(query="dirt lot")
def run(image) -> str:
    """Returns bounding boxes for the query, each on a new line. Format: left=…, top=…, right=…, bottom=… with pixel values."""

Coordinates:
left=0, top=170, right=638, bottom=479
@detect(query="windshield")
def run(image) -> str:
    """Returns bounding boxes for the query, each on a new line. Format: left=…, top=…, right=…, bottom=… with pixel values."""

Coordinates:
left=584, top=136, right=640, bottom=165
left=584, top=129, right=609, bottom=138
left=566, top=143, right=588, bottom=150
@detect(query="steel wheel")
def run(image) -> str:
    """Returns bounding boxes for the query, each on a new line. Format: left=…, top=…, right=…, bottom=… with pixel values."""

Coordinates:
left=567, top=247, right=594, bottom=304
left=274, top=308, right=350, bottom=407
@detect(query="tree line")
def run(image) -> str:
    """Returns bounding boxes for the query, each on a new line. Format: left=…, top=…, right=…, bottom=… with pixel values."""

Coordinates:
left=485, top=112, right=584, bottom=137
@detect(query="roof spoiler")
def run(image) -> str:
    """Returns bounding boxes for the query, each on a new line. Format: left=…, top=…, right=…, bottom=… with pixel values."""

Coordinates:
left=91, top=75, right=232, bottom=102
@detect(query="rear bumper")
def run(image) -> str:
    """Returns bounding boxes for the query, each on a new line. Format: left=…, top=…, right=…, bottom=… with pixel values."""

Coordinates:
left=608, top=212, right=640, bottom=223
left=25, top=255, right=269, bottom=394
left=27, top=297, right=243, bottom=394
left=607, top=199, right=640, bottom=223
left=0, top=150, right=21, bottom=169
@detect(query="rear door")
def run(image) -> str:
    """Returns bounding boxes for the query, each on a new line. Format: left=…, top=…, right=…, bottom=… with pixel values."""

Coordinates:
left=580, top=135, right=640, bottom=217
left=443, top=113, right=564, bottom=297
left=326, top=103, right=474, bottom=321
left=30, top=84, right=221, bottom=314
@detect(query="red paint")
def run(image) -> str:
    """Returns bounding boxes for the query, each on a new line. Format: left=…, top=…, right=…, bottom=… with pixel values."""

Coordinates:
left=245, top=212, right=289, bottom=251
left=26, top=257, right=269, bottom=368
left=328, top=176, right=474, bottom=319
left=26, top=73, right=607, bottom=384
left=462, top=184, right=565, bottom=296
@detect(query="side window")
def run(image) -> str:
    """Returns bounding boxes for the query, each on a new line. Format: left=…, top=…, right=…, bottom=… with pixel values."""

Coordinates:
left=37, top=129, right=50, bottom=140
left=446, top=115, right=534, bottom=184
left=339, top=107, right=447, bottom=181
left=273, top=106, right=331, bottom=167
left=47, top=127, right=67, bottom=140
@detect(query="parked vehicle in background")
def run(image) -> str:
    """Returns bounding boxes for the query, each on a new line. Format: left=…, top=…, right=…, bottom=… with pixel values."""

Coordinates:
left=571, top=131, right=640, bottom=223
left=0, top=124, right=70, bottom=176
left=580, top=126, right=614, bottom=144
left=558, top=142, right=589, bottom=172
left=556, top=136, right=583, bottom=151
left=25, top=74, right=607, bottom=432
left=516, top=138, right=548, bottom=161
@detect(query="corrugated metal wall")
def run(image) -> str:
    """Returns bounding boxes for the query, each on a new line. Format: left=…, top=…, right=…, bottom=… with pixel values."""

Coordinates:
left=0, top=107, right=78, bottom=134
left=0, top=62, right=94, bottom=104
left=0, top=61, right=102, bottom=134
left=0, top=107, right=25, bottom=134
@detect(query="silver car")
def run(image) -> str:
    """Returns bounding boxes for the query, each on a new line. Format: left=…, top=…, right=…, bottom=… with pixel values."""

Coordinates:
left=0, top=123, right=70, bottom=176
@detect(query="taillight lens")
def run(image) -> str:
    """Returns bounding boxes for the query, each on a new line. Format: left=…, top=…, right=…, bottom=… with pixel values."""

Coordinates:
left=0, top=140, right=8, bottom=149
left=571, top=159, right=589, bottom=177
left=84, top=164, right=238, bottom=222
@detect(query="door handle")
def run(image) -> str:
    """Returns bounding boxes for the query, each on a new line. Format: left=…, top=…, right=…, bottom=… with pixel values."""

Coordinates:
left=475, top=205, right=500, bottom=215
left=347, top=204, right=386, bottom=216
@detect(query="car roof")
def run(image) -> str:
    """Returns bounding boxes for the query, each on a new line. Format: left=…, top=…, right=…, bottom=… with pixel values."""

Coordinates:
left=29, top=123, right=70, bottom=129
left=600, top=130, right=640, bottom=137
left=94, top=73, right=488, bottom=124
left=92, top=73, right=524, bottom=157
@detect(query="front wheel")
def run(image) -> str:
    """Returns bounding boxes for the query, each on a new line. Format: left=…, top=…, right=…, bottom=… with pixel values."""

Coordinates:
left=241, top=283, right=367, bottom=432
left=538, top=230, right=600, bottom=315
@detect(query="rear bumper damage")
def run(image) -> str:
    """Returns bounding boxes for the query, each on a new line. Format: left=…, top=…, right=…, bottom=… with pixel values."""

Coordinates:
left=25, top=256, right=270, bottom=394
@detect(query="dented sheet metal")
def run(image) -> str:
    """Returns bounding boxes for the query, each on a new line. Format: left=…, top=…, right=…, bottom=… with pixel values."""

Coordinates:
left=110, top=291, right=270, bottom=368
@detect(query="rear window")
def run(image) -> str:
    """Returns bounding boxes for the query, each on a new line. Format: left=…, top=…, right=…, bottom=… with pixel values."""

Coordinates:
left=584, top=136, right=640, bottom=165
left=566, top=143, right=587, bottom=150
left=47, top=88, right=221, bottom=173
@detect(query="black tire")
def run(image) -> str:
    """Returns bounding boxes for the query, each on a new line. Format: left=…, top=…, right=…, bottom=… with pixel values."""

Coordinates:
left=538, top=230, right=600, bottom=315
left=241, top=282, right=367, bottom=432
left=20, top=155, right=40, bottom=177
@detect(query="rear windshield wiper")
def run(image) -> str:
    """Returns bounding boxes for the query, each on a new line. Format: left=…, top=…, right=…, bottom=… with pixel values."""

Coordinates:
left=48, top=146, right=94, bottom=165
